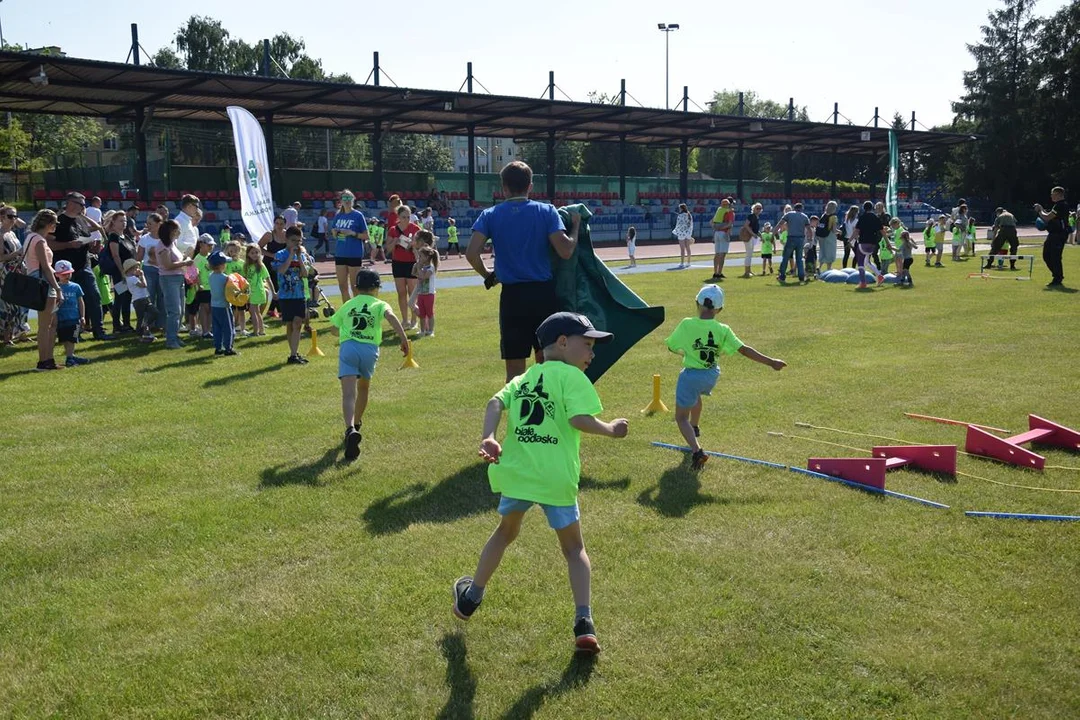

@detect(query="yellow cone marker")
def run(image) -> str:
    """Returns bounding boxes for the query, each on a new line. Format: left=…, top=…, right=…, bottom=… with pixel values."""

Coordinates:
left=400, top=342, right=420, bottom=370
left=308, top=327, right=325, bottom=357
left=641, top=374, right=669, bottom=414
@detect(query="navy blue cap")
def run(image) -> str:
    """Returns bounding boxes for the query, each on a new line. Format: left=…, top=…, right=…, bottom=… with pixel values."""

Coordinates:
left=536, top=312, right=613, bottom=347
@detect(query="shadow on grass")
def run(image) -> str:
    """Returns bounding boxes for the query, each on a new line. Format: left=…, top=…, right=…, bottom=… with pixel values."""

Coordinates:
left=259, top=446, right=343, bottom=488
left=140, top=354, right=215, bottom=373
left=203, top=363, right=283, bottom=388
left=363, top=465, right=630, bottom=536
left=1045, top=285, right=1079, bottom=294
left=436, top=631, right=476, bottom=720
left=0, top=367, right=38, bottom=382
left=498, top=653, right=597, bottom=720
left=637, top=457, right=718, bottom=518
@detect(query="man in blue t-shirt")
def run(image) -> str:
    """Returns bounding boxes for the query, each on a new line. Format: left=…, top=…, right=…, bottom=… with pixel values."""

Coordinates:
left=467, top=161, right=581, bottom=381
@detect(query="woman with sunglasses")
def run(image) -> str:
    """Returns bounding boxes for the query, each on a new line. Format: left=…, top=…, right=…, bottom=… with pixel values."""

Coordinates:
left=330, top=189, right=370, bottom=301
left=0, top=207, right=29, bottom=345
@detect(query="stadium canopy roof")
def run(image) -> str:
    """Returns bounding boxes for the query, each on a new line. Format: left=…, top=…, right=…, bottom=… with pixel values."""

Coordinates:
left=0, top=50, right=974, bottom=156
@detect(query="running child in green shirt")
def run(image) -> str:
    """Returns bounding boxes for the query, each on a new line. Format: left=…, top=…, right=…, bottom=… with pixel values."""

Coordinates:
left=446, top=217, right=460, bottom=258
left=923, top=217, right=936, bottom=266
left=452, top=312, right=629, bottom=655
left=665, top=285, right=786, bottom=469
left=760, top=222, right=775, bottom=275
left=328, top=268, right=409, bottom=460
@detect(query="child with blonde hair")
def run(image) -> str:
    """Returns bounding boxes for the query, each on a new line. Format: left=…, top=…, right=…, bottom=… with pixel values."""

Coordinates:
left=243, top=244, right=271, bottom=337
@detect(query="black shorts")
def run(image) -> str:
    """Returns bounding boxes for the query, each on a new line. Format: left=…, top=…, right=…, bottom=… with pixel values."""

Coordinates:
left=57, top=323, right=79, bottom=343
left=194, top=289, right=211, bottom=306
left=761, top=253, right=773, bottom=259
left=335, top=256, right=366, bottom=267
left=447, top=241, right=459, bottom=248
left=279, top=298, right=307, bottom=322
left=903, top=258, right=914, bottom=269
left=392, top=260, right=415, bottom=279
left=499, top=280, right=558, bottom=360
left=185, top=301, right=199, bottom=316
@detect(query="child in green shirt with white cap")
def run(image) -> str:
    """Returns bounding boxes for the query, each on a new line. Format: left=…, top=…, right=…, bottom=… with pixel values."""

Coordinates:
left=665, top=285, right=786, bottom=469
left=452, top=311, right=629, bottom=655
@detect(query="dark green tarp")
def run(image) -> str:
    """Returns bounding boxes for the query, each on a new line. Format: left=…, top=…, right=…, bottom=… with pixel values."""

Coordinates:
left=554, top=204, right=665, bottom=382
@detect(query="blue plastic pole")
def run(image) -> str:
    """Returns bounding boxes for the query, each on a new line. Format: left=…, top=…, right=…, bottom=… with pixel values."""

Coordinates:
left=789, top=467, right=950, bottom=509
left=965, top=511, right=1080, bottom=522
left=651, top=442, right=789, bottom=470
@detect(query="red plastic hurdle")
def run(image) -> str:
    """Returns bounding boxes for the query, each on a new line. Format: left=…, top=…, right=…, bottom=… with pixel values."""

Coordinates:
left=808, top=445, right=958, bottom=490
left=965, top=415, right=1080, bottom=471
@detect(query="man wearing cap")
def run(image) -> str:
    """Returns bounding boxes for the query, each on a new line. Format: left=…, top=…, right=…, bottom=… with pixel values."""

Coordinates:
left=1034, top=186, right=1070, bottom=287
left=987, top=207, right=1019, bottom=271
left=48, top=192, right=110, bottom=340
left=453, top=310, right=628, bottom=654
left=467, top=161, right=581, bottom=382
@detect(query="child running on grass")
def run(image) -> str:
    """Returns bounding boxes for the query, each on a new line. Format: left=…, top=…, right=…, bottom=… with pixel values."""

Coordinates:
left=446, top=217, right=459, bottom=259
left=452, top=312, right=629, bottom=655
left=760, top=223, right=774, bottom=275
left=665, top=285, right=786, bottom=469
left=328, top=268, right=409, bottom=460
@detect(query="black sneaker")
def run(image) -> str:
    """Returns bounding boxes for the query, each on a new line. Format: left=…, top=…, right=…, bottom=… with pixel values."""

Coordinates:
left=452, top=576, right=481, bottom=620
left=691, top=449, right=708, bottom=470
left=344, top=427, right=362, bottom=460
left=223, top=349, right=239, bottom=356
left=693, top=425, right=700, bottom=438
left=35, top=359, right=63, bottom=372
left=215, top=349, right=224, bottom=356
left=287, top=354, right=304, bottom=365
left=573, top=616, right=600, bottom=655
left=296, top=354, right=309, bottom=364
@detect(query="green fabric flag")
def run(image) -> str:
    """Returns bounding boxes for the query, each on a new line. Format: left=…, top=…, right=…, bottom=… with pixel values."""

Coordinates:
left=553, top=204, right=665, bottom=383
left=886, top=130, right=899, bottom=219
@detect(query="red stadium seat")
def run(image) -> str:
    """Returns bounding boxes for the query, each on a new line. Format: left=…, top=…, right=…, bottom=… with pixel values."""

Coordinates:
left=301, top=190, right=313, bottom=200
left=229, top=200, right=241, bottom=210
left=166, top=191, right=179, bottom=201
left=33, top=189, right=46, bottom=201
left=204, top=212, right=217, bottom=222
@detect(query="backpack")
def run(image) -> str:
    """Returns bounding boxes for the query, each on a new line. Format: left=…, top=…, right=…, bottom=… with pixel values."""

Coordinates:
left=815, top=214, right=832, bottom=238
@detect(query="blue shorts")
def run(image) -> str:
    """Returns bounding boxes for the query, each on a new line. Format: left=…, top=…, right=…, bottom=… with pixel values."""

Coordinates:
left=338, top=340, right=379, bottom=379
left=675, top=366, right=721, bottom=408
left=713, top=231, right=730, bottom=254
left=498, top=496, right=580, bottom=530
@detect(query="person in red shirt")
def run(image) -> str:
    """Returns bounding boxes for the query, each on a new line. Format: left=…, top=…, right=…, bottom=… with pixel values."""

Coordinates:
left=386, top=205, right=421, bottom=329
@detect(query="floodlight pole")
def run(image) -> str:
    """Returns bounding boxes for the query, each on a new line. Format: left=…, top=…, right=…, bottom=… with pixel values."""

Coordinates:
left=372, top=52, right=383, bottom=199
left=735, top=92, right=745, bottom=202
left=619, top=79, right=627, bottom=203
left=130, top=23, right=149, bottom=203
left=546, top=71, right=556, bottom=201
left=466, top=62, right=475, bottom=202
left=679, top=85, right=689, bottom=203
left=658, top=23, right=680, bottom=177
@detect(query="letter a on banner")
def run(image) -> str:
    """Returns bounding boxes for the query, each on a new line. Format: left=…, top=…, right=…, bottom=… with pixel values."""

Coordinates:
left=227, top=106, right=275, bottom=241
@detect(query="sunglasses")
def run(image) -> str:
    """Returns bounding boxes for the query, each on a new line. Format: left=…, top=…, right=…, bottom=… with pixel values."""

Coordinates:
left=2, top=213, right=15, bottom=219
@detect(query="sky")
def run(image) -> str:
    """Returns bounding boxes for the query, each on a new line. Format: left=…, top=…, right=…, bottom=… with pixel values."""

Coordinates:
left=1, top=0, right=1067, bottom=130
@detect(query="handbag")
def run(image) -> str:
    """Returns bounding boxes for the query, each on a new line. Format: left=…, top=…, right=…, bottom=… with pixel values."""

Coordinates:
left=0, top=234, right=50, bottom=311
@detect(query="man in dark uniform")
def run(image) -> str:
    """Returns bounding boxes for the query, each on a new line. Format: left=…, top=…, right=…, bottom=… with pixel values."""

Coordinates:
left=987, top=207, right=1019, bottom=271
left=1034, top=186, right=1069, bottom=287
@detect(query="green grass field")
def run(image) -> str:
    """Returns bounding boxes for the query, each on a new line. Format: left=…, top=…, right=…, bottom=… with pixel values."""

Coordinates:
left=2, top=250, right=1079, bottom=718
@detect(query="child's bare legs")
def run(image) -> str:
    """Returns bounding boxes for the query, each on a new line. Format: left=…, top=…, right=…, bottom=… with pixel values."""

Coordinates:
left=556, top=521, right=591, bottom=613
left=340, top=376, right=370, bottom=428
left=676, top=404, right=701, bottom=452
left=336, top=265, right=353, bottom=303
left=251, top=304, right=264, bottom=334
left=63, top=340, right=75, bottom=358
left=287, top=317, right=303, bottom=356
left=199, top=304, right=211, bottom=337
left=473, top=511, right=524, bottom=589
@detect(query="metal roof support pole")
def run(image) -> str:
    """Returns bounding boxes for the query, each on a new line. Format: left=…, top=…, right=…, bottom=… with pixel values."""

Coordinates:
left=908, top=111, right=916, bottom=201
left=467, top=125, right=475, bottom=202
left=618, top=79, right=627, bottom=203
left=679, top=140, right=689, bottom=203
left=784, top=144, right=793, bottom=200
left=869, top=152, right=878, bottom=200
left=830, top=102, right=839, bottom=198
left=130, top=23, right=149, bottom=202
left=546, top=132, right=556, bottom=200
left=736, top=141, right=744, bottom=202
left=373, top=52, right=380, bottom=86
left=261, top=39, right=277, bottom=206
left=373, top=121, right=384, bottom=200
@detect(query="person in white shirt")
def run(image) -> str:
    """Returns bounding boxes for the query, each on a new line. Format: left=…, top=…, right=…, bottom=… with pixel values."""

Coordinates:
left=283, top=202, right=300, bottom=228
left=315, top=211, right=330, bottom=256
left=173, top=194, right=202, bottom=256
left=85, top=196, right=103, bottom=242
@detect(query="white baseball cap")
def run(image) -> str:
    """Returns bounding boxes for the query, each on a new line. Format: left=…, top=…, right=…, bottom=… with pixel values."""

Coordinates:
left=696, top=284, right=724, bottom=309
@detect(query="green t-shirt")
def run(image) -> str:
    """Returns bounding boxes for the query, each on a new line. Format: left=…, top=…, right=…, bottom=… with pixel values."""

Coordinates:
left=185, top=282, right=196, bottom=305
left=779, top=230, right=789, bottom=243
left=923, top=223, right=936, bottom=248
left=219, top=229, right=231, bottom=245
left=330, top=294, right=390, bottom=346
left=665, top=318, right=744, bottom=370
left=194, top=254, right=211, bottom=290
left=760, top=232, right=774, bottom=254
left=447, top=226, right=459, bottom=243
left=372, top=226, right=384, bottom=246
left=93, top=265, right=113, bottom=305
left=243, top=263, right=270, bottom=305
left=489, top=361, right=603, bottom=507
left=225, top=259, right=244, bottom=276
left=879, top=236, right=895, bottom=261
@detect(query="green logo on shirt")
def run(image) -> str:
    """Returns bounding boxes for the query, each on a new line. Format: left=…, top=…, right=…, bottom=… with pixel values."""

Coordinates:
left=693, top=332, right=719, bottom=366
